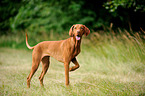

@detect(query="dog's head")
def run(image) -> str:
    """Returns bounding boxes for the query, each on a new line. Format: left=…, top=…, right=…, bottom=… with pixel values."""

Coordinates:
left=69, top=24, right=90, bottom=40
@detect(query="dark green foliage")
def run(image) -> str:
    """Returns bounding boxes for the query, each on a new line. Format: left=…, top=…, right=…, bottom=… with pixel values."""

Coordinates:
left=0, top=0, right=145, bottom=35
left=0, top=0, right=22, bottom=34
left=9, top=0, right=98, bottom=34
left=104, top=0, right=145, bottom=12
left=0, top=0, right=97, bottom=34
left=103, top=0, right=145, bottom=31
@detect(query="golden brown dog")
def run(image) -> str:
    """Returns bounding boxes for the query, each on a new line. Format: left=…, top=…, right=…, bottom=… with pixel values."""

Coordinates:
left=26, top=24, right=90, bottom=88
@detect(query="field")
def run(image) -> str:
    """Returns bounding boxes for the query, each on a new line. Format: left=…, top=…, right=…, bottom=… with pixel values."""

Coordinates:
left=0, top=31, right=145, bottom=95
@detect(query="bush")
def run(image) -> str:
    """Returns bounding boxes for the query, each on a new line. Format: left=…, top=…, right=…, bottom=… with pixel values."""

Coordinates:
left=1, top=0, right=145, bottom=35
left=10, top=0, right=96, bottom=34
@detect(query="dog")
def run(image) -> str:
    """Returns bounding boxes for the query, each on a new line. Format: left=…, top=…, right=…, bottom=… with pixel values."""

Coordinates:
left=26, top=24, right=90, bottom=88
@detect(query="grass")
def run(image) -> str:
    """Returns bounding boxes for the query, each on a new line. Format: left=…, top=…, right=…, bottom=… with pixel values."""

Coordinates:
left=0, top=30, right=145, bottom=95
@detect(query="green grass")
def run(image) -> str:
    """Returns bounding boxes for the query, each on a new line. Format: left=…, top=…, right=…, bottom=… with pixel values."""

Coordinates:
left=0, top=31, right=145, bottom=95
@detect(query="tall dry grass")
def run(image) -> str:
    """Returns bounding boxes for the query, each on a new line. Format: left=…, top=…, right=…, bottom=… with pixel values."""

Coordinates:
left=0, top=27, right=145, bottom=95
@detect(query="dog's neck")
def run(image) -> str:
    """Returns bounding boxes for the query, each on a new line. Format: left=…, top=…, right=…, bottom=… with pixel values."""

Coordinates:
left=70, top=36, right=82, bottom=57
left=72, top=36, right=82, bottom=48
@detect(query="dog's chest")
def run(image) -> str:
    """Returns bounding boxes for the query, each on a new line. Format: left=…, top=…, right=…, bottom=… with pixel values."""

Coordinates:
left=72, top=45, right=80, bottom=58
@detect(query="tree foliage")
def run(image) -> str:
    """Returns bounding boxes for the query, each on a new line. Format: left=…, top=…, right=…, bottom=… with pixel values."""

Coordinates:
left=104, top=0, right=145, bottom=13
left=103, top=0, right=145, bottom=31
left=0, top=0, right=145, bottom=35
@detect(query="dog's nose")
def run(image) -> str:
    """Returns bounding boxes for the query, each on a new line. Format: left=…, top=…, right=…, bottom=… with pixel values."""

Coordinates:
left=77, top=30, right=80, bottom=33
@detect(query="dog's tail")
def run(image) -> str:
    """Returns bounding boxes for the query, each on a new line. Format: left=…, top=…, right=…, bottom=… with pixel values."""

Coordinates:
left=26, top=33, right=34, bottom=49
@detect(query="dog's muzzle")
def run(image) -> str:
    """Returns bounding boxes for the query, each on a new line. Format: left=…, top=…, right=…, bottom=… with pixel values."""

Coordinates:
left=76, top=35, right=80, bottom=40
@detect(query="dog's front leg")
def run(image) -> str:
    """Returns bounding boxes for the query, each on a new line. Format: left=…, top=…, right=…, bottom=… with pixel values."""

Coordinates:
left=64, top=62, right=69, bottom=86
left=69, top=58, right=80, bottom=71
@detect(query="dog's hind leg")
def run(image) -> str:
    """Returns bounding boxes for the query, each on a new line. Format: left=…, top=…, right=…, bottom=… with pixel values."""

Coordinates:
left=39, top=56, right=50, bottom=87
left=27, top=54, right=41, bottom=88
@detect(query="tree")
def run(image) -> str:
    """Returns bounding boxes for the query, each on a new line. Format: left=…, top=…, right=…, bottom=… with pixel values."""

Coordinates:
left=104, top=0, right=145, bottom=31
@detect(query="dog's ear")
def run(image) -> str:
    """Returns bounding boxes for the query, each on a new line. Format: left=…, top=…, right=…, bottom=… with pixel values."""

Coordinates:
left=83, top=25, right=90, bottom=36
left=69, top=25, right=74, bottom=37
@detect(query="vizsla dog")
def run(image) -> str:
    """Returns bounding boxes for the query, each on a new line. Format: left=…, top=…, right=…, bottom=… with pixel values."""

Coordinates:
left=26, top=24, right=90, bottom=88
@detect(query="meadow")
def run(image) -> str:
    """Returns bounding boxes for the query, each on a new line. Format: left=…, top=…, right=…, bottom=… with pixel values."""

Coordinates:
left=0, top=30, right=145, bottom=96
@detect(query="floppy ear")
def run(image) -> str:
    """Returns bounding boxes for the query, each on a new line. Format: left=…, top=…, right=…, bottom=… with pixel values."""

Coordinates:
left=69, top=25, right=74, bottom=37
left=83, top=25, right=90, bottom=36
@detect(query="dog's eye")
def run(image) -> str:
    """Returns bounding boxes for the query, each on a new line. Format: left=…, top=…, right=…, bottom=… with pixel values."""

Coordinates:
left=75, top=27, right=76, bottom=29
left=81, top=27, right=83, bottom=29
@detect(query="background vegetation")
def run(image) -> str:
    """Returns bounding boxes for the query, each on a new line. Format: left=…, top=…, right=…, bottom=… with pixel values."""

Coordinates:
left=0, top=0, right=145, bottom=35
left=0, top=0, right=145, bottom=95
left=0, top=31, right=145, bottom=95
